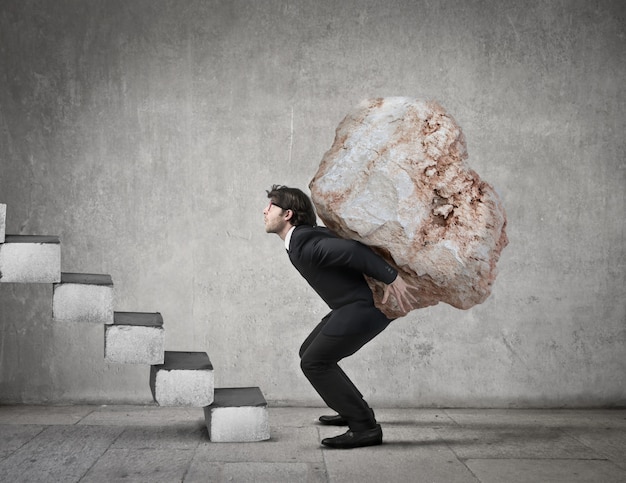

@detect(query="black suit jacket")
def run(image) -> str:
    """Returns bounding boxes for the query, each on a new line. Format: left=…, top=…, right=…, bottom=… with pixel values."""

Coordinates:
left=287, top=225, right=397, bottom=310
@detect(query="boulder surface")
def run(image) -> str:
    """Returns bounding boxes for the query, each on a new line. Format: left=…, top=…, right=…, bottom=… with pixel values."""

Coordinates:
left=309, top=97, right=508, bottom=318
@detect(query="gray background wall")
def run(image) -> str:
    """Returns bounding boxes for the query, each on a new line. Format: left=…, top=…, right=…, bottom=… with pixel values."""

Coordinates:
left=0, top=0, right=624, bottom=407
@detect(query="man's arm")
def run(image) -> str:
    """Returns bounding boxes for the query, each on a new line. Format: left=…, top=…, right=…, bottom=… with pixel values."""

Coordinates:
left=310, top=235, right=417, bottom=313
left=310, top=237, right=397, bottom=284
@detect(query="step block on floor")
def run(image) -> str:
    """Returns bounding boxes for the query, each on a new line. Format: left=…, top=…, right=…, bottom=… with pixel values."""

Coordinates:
left=0, top=235, right=61, bottom=283
left=53, top=273, right=114, bottom=324
left=0, top=204, right=5, bottom=243
left=150, top=351, right=214, bottom=407
left=105, top=312, right=165, bottom=364
left=204, top=387, right=270, bottom=442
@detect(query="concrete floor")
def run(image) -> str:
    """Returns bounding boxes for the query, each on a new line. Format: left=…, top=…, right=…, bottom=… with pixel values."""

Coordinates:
left=0, top=405, right=624, bottom=482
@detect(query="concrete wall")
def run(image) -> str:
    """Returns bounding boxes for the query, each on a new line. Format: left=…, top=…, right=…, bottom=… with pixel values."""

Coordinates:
left=0, top=0, right=624, bottom=407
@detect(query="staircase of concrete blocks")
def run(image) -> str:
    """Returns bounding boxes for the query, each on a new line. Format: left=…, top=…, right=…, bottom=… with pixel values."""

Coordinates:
left=0, top=203, right=270, bottom=443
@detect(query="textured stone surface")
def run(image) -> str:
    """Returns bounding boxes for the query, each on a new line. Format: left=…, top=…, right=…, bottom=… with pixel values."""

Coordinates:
left=53, top=273, right=114, bottom=324
left=204, top=387, right=270, bottom=442
left=310, top=97, right=508, bottom=318
left=0, top=235, right=61, bottom=283
left=150, top=351, right=214, bottom=407
left=104, top=313, right=165, bottom=364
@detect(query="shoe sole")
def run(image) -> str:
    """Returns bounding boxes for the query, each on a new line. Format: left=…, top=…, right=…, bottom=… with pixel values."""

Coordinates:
left=321, top=438, right=383, bottom=449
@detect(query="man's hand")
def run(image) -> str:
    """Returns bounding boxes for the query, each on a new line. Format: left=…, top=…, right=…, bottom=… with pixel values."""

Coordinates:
left=382, top=274, right=416, bottom=314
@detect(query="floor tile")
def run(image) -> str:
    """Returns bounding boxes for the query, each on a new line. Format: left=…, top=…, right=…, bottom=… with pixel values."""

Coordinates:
left=444, top=408, right=626, bottom=429
left=436, top=425, right=602, bottom=460
left=0, top=405, right=95, bottom=425
left=111, top=422, right=206, bottom=449
left=78, top=405, right=203, bottom=426
left=565, top=426, right=626, bottom=470
left=192, top=425, right=325, bottom=463
left=0, top=425, right=122, bottom=483
left=465, top=458, right=626, bottom=483
left=82, top=448, right=195, bottom=483
left=322, top=427, right=478, bottom=483
left=186, top=461, right=328, bottom=483
left=0, top=425, right=45, bottom=459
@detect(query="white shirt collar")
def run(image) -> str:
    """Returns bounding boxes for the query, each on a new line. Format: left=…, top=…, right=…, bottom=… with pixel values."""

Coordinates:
left=284, top=225, right=296, bottom=251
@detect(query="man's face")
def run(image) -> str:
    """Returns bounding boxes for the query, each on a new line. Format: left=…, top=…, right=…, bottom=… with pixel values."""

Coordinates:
left=263, top=200, right=289, bottom=234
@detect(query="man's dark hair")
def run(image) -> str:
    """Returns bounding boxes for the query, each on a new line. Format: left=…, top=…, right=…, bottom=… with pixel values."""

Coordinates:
left=266, top=185, right=317, bottom=227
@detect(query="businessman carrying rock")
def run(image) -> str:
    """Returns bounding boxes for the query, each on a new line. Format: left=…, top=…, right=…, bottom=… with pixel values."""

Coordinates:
left=263, top=184, right=414, bottom=449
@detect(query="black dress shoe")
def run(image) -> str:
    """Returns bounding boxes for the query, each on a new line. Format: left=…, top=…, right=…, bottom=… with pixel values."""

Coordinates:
left=321, top=424, right=383, bottom=449
left=318, top=414, right=348, bottom=426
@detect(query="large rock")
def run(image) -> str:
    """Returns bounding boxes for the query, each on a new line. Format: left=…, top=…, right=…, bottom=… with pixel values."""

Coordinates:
left=310, top=97, right=508, bottom=318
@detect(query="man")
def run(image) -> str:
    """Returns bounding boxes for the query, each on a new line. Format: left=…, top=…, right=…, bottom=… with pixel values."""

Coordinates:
left=263, top=185, right=413, bottom=449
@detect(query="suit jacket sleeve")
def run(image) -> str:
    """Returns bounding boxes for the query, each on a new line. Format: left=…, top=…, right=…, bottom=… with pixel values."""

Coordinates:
left=307, top=237, right=397, bottom=284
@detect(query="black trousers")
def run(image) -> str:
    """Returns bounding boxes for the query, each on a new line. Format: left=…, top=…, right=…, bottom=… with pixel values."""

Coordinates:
left=299, top=302, right=392, bottom=432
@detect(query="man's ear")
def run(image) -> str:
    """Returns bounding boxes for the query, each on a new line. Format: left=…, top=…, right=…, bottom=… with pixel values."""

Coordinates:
left=284, top=209, right=294, bottom=222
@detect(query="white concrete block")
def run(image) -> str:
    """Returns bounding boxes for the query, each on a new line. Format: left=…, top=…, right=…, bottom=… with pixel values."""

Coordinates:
left=204, top=387, right=270, bottom=442
left=0, top=235, right=61, bottom=283
left=150, top=351, right=214, bottom=407
left=0, top=204, right=5, bottom=243
left=53, top=273, right=114, bottom=324
left=105, top=312, right=164, bottom=364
